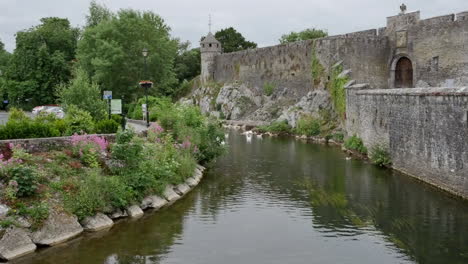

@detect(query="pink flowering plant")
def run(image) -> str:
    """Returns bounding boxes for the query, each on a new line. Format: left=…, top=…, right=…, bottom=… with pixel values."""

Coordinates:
left=147, top=122, right=165, bottom=142
left=70, top=133, right=109, bottom=168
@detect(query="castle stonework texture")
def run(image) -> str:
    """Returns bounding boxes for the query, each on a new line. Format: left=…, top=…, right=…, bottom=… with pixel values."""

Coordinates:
left=197, top=9, right=468, bottom=198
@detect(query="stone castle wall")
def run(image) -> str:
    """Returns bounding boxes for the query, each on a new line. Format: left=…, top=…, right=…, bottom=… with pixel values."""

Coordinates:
left=213, top=30, right=390, bottom=99
left=346, top=87, right=468, bottom=198
left=209, top=10, right=468, bottom=92
left=197, top=9, right=468, bottom=198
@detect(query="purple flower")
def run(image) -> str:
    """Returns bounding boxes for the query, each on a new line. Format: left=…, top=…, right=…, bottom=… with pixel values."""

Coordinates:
left=8, top=180, right=18, bottom=188
left=149, top=123, right=164, bottom=134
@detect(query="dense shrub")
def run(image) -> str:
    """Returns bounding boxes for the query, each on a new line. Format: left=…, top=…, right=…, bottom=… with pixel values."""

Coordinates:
left=196, top=121, right=225, bottom=163
left=295, top=115, right=321, bottom=136
left=8, top=166, right=38, bottom=197
left=370, top=144, right=392, bottom=167
left=2, top=99, right=226, bottom=222
left=56, top=68, right=108, bottom=120
left=110, top=129, right=144, bottom=170
left=129, top=96, right=169, bottom=120
left=63, top=105, right=95, bottom=135
left=344, top=135, right=367, bottom=154
left=258, top=120, right=292, bottom=134
left=95, top=119, right=120, bottom=134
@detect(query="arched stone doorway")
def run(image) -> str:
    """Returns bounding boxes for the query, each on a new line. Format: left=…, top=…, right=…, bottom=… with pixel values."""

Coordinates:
left=394, top=57, right=413, bottom=88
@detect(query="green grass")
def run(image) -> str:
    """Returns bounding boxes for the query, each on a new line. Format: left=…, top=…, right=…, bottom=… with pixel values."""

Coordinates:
left=344, top=135, right=367, bottom=154
left=370, top=144, right=392, bottom=167
left=263, top=82, right=276, bottom=96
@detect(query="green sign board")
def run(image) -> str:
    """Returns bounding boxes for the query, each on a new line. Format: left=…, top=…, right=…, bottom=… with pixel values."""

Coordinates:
left=111, top=99, right=122, bottom=114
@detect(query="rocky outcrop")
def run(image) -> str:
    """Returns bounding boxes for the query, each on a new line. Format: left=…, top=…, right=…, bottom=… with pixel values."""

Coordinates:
left=80, top=213, right=114, bottom=232
left=215, top=83, right=262, bottom=120
left=140, top=195, right=168, bottom=210
left=31, top=210, right=83, bottom=246
left=126, top=205, right=144, bottom=218
left=277, top=90, right=332, bottom=127
left=0, top=227, right=36, bottom=260
left=163, top=186, right=181, bottom=203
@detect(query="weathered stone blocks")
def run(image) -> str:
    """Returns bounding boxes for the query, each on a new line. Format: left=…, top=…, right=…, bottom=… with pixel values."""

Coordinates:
left=163, top=186, right=181, bottom=203
left=0, top=227, right=36, bottom=260
left=174, top=183, right=191, bottom=196
left=126, top=205, right=144, bottom=218
left=80, top=213, right=114, bottom=232
left=140, top=195, right=168, bottom=210
left=185, top=177, right=199, bottom=187
left=31, top=210, right=83, bottom=246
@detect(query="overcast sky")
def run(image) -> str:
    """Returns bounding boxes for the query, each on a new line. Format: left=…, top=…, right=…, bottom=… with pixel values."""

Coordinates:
left=1, top=0, right=468, bottom=52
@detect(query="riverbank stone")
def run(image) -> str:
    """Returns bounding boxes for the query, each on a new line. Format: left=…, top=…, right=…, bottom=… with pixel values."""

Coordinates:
left=0, top=205, right=10, bottom=219
left=163, top=186, right=180, bottom=203
left=186, top=177, right=198, bottom=187
left=196, top=165, right=206, bottom=172
left=140, top=196, right=168, bottom=210
left=174, top=183, right=191, bottom=196
left=80, top=213, right=114, bottom=232
left=31, top=210, right=83, bottom=246
left=194, top=169, right=203, bottom=182
left=0, top=227, right=36, bottom=260
left=109, top=209, right=128, bottom=219
left=126, top=205, right=144, bottom=218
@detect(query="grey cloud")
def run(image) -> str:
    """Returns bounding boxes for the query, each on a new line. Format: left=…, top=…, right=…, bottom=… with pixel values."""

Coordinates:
left=1, top=0, right=468, bottom=52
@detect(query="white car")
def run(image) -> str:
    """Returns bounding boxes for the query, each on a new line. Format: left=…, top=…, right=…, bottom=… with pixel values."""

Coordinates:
left=32, top=106, right=46, bottom=116
left=43, top=106, right=65, bottom=119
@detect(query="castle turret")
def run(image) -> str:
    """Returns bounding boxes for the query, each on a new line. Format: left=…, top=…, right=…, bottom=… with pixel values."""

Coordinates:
left=200, top=32, right=222, bottom=83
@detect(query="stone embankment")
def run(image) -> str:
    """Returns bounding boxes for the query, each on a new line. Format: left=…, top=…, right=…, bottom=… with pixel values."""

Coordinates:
left=0, top=166, right=206, bottom=261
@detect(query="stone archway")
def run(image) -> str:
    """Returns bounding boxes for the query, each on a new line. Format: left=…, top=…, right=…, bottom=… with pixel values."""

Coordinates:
left=394, top=57, right=413, bottom=88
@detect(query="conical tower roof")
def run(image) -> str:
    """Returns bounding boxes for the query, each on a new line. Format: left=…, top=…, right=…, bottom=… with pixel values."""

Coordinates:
left=201, top=32, right=220, bottom=44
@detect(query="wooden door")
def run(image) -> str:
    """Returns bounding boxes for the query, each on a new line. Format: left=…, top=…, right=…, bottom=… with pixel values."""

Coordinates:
left=395, top=57, right=413, bottom=88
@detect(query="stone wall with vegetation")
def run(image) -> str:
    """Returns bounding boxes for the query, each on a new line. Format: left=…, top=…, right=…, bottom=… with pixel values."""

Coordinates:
left=192, top=9, right=468, bottom=128
left=346, top=87, right=468, bottom=198
left=0, top=103, right=225, bottom=261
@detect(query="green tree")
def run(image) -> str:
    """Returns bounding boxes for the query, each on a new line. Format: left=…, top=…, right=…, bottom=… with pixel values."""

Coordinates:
left=0, top=40, right=11, bottom=101
left=86, top=0, right=112, bottom=28
left=3, top=18, right=79, bottom=108
left=56, top=68, right=107, bottom=120
left=174, top=41, right=200, bottom=83
left=214, top=27, right=257, bottom=53
left=77, top=3, right=179, bottom=100
left=0, top=40, right=10, bottom=74
left=279, top=28, right=328, bottom=44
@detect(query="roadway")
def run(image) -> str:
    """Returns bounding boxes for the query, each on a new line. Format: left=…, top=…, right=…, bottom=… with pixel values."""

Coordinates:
left=0, top=111, right=7, bottom=125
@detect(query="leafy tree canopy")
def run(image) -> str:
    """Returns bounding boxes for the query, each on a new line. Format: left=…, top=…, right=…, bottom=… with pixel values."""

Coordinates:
left=0, top=40, right=11, bottom=100
left=214, top=27, right=257, bottom=53
left=56, top=67, right=107, bottom=120
left=174, top=41, right=200, bottom=83
left=279, top=28, right=328, bottom=44
left=0, top=40, right=11, bottom=74
left=77, top=3, right=178, bottom=100
left=3, top=17, right=79, bottom=108
left=86, top=0, right=112, bottom=28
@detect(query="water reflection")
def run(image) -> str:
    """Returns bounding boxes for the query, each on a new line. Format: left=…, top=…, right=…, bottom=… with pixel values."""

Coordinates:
left=14, top=131, right=468, bottom=264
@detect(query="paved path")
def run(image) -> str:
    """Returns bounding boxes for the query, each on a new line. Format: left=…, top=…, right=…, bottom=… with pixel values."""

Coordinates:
left=126, top=119, right=148, bottom=133
left=0, top=111, right=8, bottom=125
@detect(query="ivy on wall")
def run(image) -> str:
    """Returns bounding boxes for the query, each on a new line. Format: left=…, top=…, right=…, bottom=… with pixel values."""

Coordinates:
left=311, top=44, right=325, bottom=86
left=327, top=64, right=349, bottom=120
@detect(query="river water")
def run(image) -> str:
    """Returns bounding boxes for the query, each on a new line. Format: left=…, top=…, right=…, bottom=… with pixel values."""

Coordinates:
left=15, top=131, right=468, bottom=264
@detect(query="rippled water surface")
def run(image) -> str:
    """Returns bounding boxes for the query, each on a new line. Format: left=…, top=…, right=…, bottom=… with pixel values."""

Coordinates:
left=15, top=131, right=468, bottom=264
